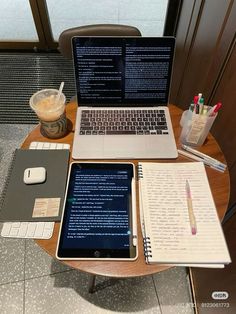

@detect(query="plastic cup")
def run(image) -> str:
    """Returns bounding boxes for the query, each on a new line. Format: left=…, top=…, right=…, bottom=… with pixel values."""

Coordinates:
left=179, top=110, right=218, bottom=147
left=30, top=89, right=67, bottom=138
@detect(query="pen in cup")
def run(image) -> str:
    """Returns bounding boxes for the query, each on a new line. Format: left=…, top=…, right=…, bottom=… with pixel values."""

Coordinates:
left=207, top=102, right=222, bottom=117
left=185, top=180, right=197, bottom=235
left=193, top=95, right=198, bottom=113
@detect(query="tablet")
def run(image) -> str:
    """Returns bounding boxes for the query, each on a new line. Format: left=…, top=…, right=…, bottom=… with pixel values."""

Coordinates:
left=56, top=162, right=137, bottom=260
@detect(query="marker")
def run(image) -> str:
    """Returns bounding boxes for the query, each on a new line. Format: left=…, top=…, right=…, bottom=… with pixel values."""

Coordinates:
left=212, top=102, right=222, bottom=116
left=193, top=95, right=199, bottom=113
left=131, top=178, right=137, bottom=246
left=195, top=103, right=200, bottom=114
left=208, top=102, right=222, bottom=117
left=194, top=95, right=199, bottom=104
left=198, top=93, right=202, bottom=101
left=185, top=180, right=197, bottom=235
left=203, top=105, right=208, bottom=115
left=198, top=97, right=204, bottom=114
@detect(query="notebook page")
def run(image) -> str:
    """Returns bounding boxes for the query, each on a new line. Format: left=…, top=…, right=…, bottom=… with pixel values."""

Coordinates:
left=139, top=162, right=231, bottom=265
left=138, top=182, right=146, bottom=239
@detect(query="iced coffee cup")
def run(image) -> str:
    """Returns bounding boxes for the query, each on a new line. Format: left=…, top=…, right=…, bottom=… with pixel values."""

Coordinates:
left=30, top=89, right=67, bottom=139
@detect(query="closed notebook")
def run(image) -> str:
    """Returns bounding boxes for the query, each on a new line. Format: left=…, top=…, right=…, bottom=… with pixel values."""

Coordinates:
left=0, top=149, right=69, bottom=222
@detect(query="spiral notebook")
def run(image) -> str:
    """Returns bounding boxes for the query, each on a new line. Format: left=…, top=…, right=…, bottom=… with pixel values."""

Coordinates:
left=138, top=162, right=231, bottom=268
left=0, top=149, right=69, bottom=222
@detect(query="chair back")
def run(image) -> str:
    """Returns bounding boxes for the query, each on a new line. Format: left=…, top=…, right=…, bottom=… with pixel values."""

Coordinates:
left=59, top=24, right=142, bottom=59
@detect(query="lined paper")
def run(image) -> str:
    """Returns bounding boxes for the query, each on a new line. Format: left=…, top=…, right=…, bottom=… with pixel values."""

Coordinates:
left=139, top=162, right=231, bottom=266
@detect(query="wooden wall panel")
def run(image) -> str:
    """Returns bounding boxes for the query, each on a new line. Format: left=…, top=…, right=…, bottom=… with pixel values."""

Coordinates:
left=172, top=0, right=236, bottom=207
left=173, top=0, right=236, bottom=306
left=170, top=0, right=198, bottom=103
left=171, top=0, right=234, bottom=108
left=210, top=40, right=236, bottom=207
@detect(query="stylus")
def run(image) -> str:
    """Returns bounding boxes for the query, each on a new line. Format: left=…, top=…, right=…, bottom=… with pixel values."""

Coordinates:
left=132, top=178, right=137, bottom=246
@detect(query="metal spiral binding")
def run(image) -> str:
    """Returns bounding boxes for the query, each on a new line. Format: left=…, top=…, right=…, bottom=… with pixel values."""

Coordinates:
left=143, top=237, right=152, bottom=258
left=0, top=149, right=17, bottom=211
left=137, top=164, right=143, bottom=180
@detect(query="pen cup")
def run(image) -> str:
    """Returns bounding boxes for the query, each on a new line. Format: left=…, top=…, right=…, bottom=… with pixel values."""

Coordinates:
left=179, top=110, right=218, bottom=147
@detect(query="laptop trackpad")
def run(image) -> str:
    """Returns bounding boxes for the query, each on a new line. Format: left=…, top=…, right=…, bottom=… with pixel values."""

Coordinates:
left=77, top=136, right=104, bottom=156
left=104, top=136, right=146, bottom=157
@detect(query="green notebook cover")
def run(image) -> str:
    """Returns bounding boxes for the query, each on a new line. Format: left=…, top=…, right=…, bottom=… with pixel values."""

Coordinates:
left=0, top=149, right=69, bottom=222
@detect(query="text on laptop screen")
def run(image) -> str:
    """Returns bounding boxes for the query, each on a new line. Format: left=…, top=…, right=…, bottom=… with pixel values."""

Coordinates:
left=72, top=37, right=175, bottom=105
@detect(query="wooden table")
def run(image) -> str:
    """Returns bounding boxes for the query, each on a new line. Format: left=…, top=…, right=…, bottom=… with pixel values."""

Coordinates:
left=21, top=101, right=230, bottom=289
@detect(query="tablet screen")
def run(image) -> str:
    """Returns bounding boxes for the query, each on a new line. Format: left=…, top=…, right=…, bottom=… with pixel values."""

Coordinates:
left=57, top=162, right=137, bottom=259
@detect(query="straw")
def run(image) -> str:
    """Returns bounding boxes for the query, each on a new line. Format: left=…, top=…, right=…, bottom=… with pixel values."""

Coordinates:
left=55, top=82, right=64, bottom=105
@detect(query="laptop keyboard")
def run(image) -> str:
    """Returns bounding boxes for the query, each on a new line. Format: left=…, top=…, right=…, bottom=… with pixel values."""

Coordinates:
left=79, top=109, right=169, bottom=135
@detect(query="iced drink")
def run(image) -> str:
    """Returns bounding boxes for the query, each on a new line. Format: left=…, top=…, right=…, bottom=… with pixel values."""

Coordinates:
left=30, top=89, right=67, bottom=138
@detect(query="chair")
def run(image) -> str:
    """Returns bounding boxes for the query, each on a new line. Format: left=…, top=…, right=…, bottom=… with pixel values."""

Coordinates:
left=58, top=24, right=142, bottom=59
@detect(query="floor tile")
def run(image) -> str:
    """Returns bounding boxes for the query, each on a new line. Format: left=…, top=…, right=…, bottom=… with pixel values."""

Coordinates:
left=153, top=267, right=194, bottom=314
left=0, top=281, right=24, bottom=314
left=0, top=124, right=34, bottom=143
left=0, top=124, right=35, bottom=285
left=0, top=236, right=25, bottom=285
left=0, top=124, right=35, bottom=189
left=25, top=270, right=161, bottom=314
left=25, top=239, right=72, bottom=279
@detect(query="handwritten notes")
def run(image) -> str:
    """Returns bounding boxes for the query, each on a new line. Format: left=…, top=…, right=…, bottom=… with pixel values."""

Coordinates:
left=139, top=162, right=231, bottom=267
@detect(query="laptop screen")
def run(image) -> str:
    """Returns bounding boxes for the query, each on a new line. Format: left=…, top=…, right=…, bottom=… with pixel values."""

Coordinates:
left=72, top=37, right=175, bottom=106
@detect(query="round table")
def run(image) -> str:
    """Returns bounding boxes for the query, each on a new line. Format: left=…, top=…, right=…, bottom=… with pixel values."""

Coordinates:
left=21, top=101, right=230, bottom=282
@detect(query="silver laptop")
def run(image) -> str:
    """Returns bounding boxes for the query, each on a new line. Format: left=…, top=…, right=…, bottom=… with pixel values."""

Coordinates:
left=71, top=36, right=177, bottom=159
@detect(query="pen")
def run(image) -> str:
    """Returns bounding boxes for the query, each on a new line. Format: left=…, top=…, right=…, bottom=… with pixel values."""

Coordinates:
left=199, top=97, right=204, bottom=114
left=207, top=102, right=222, bottom=117
left=194, top=95, right=199, bottom=104
left=185, top=180, right=197, bottom=235
left=181, top=145, right=226, bottom=169
left=131, top=178, right=137, bottom=246
left=177, top=149, right=225, bottom=172
left=197, top=93, right=203, bottom=113
left=198, top=93, right=202, bottom=101
left=193, top=95, right=198, bottom=113
left=195, top=104, right=200, bottom=114
left=189, top=103, right=194, bottom=112
left=213, top=102, right=222, bottom=115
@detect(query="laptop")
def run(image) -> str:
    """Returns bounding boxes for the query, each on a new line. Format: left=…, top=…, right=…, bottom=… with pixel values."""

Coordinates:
left=71, top=36, right=178, bottom=159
